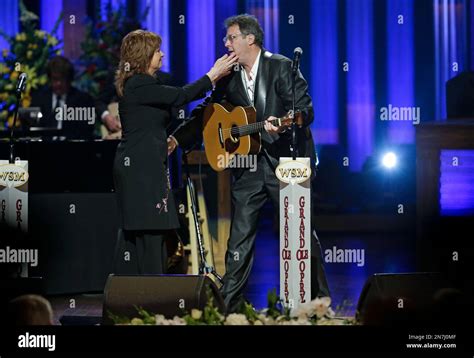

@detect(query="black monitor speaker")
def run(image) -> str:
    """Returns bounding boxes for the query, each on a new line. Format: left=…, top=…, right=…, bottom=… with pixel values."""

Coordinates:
left=355, top=272, right=462, bottom=325
left=102, top=274, right=225, bottom=325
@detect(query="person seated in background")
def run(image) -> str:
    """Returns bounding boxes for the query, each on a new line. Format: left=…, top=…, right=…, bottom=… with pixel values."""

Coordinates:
left=7, top=294, right=54, bottom=325
left=31, top=56, right=96, bottom=139
left=94, top=71, right=122, bottom=139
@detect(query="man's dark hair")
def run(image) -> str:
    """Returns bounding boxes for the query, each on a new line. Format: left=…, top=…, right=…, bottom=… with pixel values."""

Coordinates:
left=46, top=56, right=75, bottom=82
left=225, top=14, right=264, bottom=48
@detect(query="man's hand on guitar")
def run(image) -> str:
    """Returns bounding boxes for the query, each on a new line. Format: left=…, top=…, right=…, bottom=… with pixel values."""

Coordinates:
left=167, top=136, right=178, bottom=155
left=264, top=116, right=285, bottom=134
left=103, top=114, right=122, bottom=132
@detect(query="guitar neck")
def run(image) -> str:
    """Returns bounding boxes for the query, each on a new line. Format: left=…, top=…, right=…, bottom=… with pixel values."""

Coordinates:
left=231, top=117, right=283, bottom=138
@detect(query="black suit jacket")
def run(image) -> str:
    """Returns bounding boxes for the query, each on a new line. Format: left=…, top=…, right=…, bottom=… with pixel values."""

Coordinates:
left=173, top=50, right=317, bottom=172
left=30, top=86, right=96, bottom=138
left=95, top=70, right=175, bottom=118
left=113, top=73, right=212, bottom=230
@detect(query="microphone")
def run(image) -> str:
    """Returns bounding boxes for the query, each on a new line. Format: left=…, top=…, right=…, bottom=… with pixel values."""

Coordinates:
left=16, top=73, right=27, bottom=95
left=292, top=47, right=303, bottom=73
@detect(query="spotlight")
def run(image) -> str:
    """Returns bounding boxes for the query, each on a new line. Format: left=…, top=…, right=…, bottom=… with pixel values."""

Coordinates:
left=382, top=152, right=397, bottom=169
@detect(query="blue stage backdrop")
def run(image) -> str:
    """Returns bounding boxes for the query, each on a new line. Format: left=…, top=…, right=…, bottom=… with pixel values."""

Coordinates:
left=6, top=0, right=471, bottom=161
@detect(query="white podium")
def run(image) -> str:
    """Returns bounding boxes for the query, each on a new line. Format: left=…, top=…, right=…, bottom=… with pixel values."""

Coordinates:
left=276, top=157, right=311, bottom=310
left=0, top=159, right=29, bottom=276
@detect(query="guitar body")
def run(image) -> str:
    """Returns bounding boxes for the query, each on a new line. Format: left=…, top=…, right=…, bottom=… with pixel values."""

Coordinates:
left=203, top=103, right=261, bottom=172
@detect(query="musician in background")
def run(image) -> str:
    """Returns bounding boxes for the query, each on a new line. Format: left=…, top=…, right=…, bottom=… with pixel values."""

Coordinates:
left=169, top=14, right=330, bottom=312
left=31, top=56, right=96, bottom=139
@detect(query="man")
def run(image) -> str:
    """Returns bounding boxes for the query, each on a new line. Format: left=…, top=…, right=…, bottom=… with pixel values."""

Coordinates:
left=31, top=56, right=109, bottom=139
left=169, top=14, right=330, bottom=312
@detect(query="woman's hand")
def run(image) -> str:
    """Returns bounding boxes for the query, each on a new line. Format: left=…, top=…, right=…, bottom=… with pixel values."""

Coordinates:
left=206, top=53, right=239, bottom=85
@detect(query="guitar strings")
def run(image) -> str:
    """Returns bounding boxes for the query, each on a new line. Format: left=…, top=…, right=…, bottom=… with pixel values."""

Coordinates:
left=221, top=112, right=299, bottom=135
left=222, top=118, right=281, bottom=134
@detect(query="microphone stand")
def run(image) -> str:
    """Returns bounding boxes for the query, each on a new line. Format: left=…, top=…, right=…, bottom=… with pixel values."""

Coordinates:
left=9, top=88, right=24, bottom=164
left=182, top=150, right=223, bottom=285
left=291, top=65, right=298, bottom=160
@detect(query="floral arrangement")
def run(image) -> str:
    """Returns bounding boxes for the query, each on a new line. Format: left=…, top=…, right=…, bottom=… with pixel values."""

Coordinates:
left=74, top=0, right=148, bottom=98
left=0, top=0, right=62, bottom=129
left=108, top=289, right=355, bottom=326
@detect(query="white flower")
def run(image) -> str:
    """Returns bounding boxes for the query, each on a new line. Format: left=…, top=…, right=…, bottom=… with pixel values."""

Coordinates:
left=295, top=318, right=312, bottom=325
left=317, top=317, right=345, bottom=325
left=290, top=301, right=316, bottom=319
left=224, top=313, right=249, bottom=325
left=191, top=309, right=202, bottom=320
left=326, top=306, right=336, bottom=318
left=155, top=314, right=170, bottom=325
left=253, top=320, right=264, bottom=325
left=170, top=316, right=186, bottom=325
left=311, top=296, right=331, bottom=318
left=257, top=314, right=277, bottom=325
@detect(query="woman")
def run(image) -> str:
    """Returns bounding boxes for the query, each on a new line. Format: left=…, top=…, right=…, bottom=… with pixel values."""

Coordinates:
left=113, top=30, right=237, bottom=274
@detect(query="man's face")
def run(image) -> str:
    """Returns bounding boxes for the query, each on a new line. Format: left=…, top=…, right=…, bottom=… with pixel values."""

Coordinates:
left=224, top=25, right=251, bottom=61
left=50, top=73, right=70, bottom=96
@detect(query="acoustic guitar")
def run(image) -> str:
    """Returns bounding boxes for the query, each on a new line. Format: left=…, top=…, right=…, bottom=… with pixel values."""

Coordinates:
left=100, top=102, right=122, bottom=140
left=202, top=103, right=303, bottom=172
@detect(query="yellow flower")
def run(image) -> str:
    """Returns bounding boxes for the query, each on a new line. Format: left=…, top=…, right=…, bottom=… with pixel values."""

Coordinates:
left=34, top=30, right=46, bottom=38
left=15, top=33, right=27, bottom=41
left=27, top=50, right=33, bottom=59
left=5, top=84, right=13, bottom=91
left=39, top=75, right=47, bottom=85
left=22, top=94, right=31, bottom=108
left=47, top=36, right=58, bottom=46
left=191, top=309, right=203, bottom=320
left=0, top=63, right=9, bottom=74
left=0, top=110, right=8, bottom=119
left=8, top=116, right=21, bottom=128
left=10, top=71, right=19, bottom=80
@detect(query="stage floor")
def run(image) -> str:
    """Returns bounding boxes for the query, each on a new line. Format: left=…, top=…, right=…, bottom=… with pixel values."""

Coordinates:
left=47, top=232, right=414, bottom=325
left=47, top=200, right=416, bottom=325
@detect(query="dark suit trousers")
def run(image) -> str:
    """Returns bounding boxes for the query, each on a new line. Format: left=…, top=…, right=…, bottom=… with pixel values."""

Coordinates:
left=221, top=154, right=330, bottom=313
left=113, top=229, right=167, bottom=275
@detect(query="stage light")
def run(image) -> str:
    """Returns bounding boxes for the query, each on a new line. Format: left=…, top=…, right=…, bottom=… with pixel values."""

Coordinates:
left=382, top=152, right=397, bottom=169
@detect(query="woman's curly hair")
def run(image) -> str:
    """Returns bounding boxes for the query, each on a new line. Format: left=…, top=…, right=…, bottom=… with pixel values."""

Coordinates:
left=115, top=30, right=162, bottom=97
